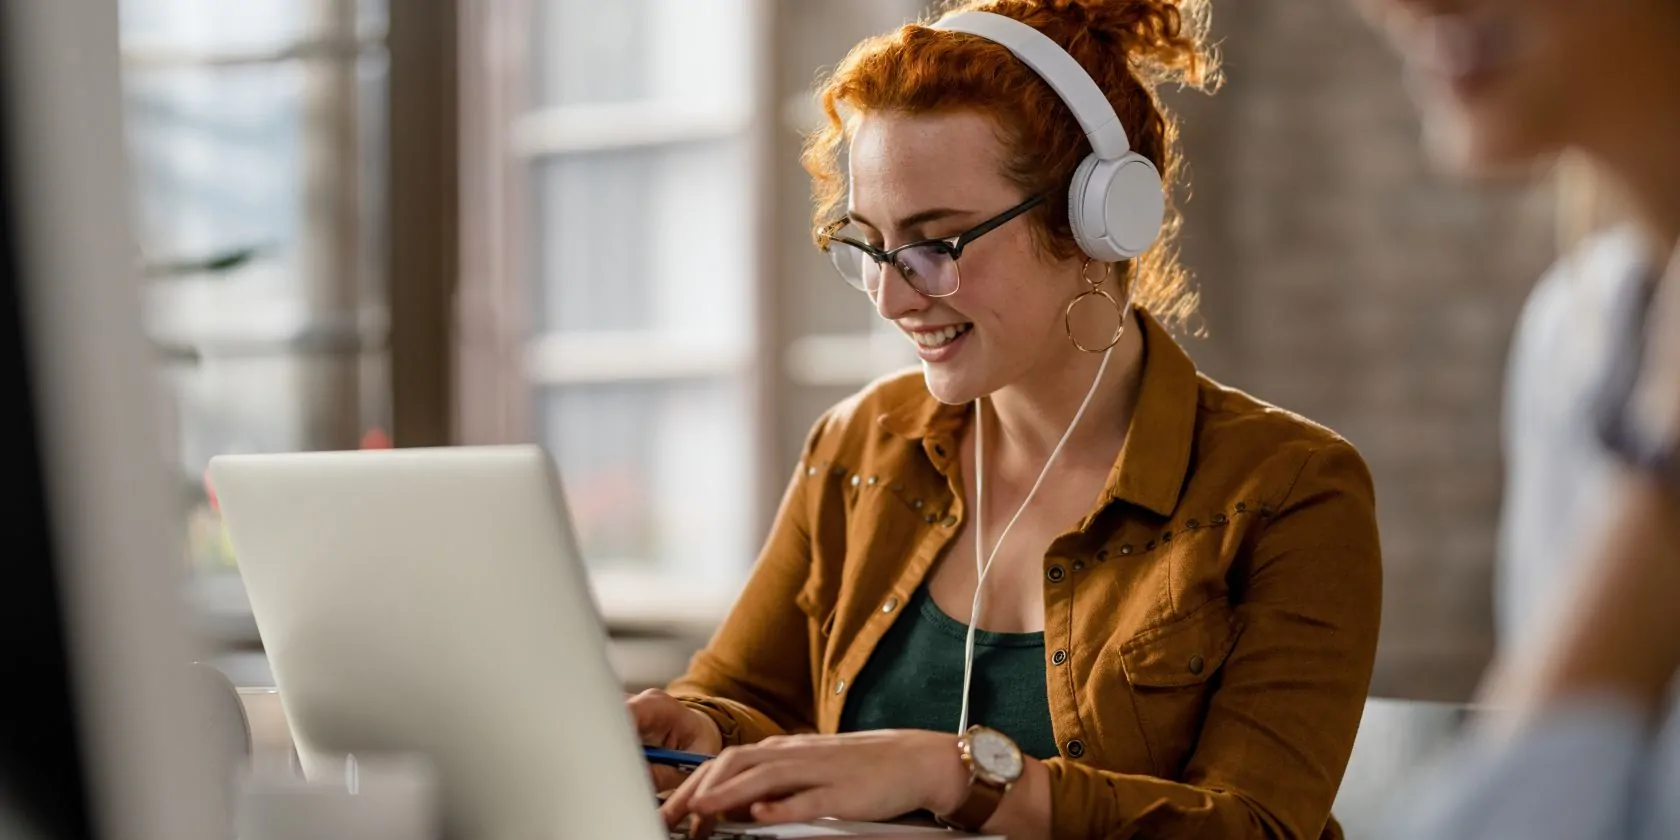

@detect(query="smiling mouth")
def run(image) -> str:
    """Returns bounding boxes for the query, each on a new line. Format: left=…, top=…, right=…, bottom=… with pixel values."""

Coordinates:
left=908, top=323, right=972, bottom=349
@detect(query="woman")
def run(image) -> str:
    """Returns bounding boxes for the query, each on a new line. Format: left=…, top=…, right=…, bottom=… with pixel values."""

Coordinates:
left=633, top=2, right=1384, bottom=838
left=1355, top=0, right=1680, bottom=836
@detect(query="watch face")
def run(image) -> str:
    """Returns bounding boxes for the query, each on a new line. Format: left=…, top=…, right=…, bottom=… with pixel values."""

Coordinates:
left=968, top=728, right=1024, bottom=783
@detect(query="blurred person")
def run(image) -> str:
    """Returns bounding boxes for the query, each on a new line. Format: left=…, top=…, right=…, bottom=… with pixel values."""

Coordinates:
left=629, top=2, right=1385, bottom=839
left=1357, top=0, right=1680, bottom=836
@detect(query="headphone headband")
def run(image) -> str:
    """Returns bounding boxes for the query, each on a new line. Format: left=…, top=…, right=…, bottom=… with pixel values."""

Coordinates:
left=931, top=11, right=1131, bottom=161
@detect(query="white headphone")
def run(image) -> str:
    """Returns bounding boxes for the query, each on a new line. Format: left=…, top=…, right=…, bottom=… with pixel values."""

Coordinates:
left=932, top=11, right=1165, bottom=262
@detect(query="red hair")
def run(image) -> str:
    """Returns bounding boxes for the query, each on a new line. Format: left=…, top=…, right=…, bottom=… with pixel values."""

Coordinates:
left=801, top=0, right=1219, bottom=328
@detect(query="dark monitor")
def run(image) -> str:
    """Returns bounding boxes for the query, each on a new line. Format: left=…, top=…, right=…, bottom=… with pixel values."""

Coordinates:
left=0, top=3, right=226, bottom=838
left=0, top=92, right=93, bottom=839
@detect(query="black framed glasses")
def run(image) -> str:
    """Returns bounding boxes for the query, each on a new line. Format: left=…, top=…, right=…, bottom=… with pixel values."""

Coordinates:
left=814, top=194, right=1046, bottom=297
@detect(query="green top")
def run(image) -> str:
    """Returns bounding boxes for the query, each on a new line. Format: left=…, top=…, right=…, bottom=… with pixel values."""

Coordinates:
left=839, top=584, right=1059, bottom=760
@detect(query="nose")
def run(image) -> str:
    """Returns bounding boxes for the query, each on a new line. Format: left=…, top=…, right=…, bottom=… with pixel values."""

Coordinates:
left=872, top=261, right=927, bottom=323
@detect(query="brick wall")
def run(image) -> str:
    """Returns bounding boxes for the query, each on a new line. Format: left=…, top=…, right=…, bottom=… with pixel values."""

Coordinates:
left=1168, top=2, right=1556, bottom=700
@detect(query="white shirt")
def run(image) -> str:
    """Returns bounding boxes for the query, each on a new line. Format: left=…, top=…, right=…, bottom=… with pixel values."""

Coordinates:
left=1394, top=227, right=1680, bottom=840
left=1496, top=226, right=1648, bottom=649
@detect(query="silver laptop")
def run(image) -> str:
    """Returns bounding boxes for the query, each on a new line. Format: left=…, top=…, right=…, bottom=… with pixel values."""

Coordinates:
left=210, top=445, right=963, bottom=840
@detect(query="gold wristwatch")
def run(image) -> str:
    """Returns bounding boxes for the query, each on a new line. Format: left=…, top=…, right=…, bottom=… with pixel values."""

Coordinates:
left=936, top=726, right=1023, bottom=832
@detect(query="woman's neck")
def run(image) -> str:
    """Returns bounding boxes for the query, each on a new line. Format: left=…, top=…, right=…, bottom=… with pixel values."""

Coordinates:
left=981, top=309, right=1147, bottom=467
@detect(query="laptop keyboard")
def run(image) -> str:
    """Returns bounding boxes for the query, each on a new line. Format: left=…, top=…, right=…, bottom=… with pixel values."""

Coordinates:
left=667, top=829, right=775, bottom=840
left=655, top=792, right=777, bottom=839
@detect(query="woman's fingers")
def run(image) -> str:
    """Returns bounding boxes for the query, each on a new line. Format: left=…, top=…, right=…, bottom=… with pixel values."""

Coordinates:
left=660, top=760, right=761, bottom=826
left=627, top=689, right=723, bottom=754
left=750, top=785, right=842, bottom=825
left=626, top=690, right=679, bottom=744
left=659, top=761, right=713, bottom=826
left=681, top=812, right=718, bottom=840
left=689, top=760, right=830, bottom=817
left=676, top=746, right=763, bottom=819
left=649, top=764, right=690, bottom=796
left=660, top=742, right=839, bottom=824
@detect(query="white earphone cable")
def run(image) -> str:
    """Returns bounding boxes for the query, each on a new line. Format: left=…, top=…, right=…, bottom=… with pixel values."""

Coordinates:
left=956, top=290, right=1133, bottom=734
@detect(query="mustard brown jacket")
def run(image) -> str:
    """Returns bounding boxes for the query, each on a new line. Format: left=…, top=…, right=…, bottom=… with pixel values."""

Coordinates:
left=671, top=313, right=1382, bottom=840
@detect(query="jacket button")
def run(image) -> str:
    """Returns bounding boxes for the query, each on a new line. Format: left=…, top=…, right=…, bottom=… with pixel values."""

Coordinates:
left=1236, top=502, right=1247, bottom=513
left=1213, top=513, right=1228, bottom=525
left=1071, top=559, right=1085, bottom=572
left=850, top=475, right=861, bottom=487
left=1188, top=654, right=1205, bottom=675
left=934, top=444, right=946, bottom=457
left=1119, top=544, right=1132, bottom=556
left=834, top=679, right=846, bottom=695
left=941, top=515, right=957, bottom=527
left=806, top=466, right=817, bottom=476
left=1186, top=519, right=1199, bottom=529
left=1051, top=649, right=1068, bottom=666
left=882, top=597, right=899, bottom=614
left=1066, top=740, right=1085, bottom=758
left=867, top=475, right=879, bottom=486
left=1145, top=540, right=1156, bottom=551
left=1046, top=565, right=1065, bottom=583
left=1096, top=549, right=1109, bottom=561
left=925, top=514, right=937, bottom=523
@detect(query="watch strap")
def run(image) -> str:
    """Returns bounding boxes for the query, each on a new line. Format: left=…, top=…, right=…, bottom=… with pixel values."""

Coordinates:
left=937, top=774, right=1007, bottom=833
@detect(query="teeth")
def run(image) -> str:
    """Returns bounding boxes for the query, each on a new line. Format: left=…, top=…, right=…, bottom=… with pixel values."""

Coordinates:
left=911, top=324, right=970, bottom=348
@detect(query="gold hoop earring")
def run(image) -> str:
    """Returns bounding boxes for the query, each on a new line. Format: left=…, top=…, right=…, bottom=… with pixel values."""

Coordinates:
left=1065, top=260, right=1126, bottom=353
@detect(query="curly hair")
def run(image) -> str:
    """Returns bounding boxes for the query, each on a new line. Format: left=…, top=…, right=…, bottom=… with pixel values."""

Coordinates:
left=801, top=0, right=1220, bottom=328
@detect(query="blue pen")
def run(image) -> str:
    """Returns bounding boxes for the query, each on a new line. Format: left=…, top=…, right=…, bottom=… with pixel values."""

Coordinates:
left=643, top=746, right=714, bottom=772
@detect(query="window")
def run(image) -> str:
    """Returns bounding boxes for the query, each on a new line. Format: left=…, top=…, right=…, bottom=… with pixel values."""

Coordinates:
left=462, top=0, right=931, bottom=601
left=117, top=0, right=392, bottom=658
left=514, top=0, right=761, bottom=581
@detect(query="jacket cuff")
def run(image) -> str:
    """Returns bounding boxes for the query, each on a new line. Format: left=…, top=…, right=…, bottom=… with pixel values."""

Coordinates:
left=1044, top=759, right=1118, bottom=840
left=1044, top=758, right=1225, bottom=840
left=673, top=695, right=753, bottom=748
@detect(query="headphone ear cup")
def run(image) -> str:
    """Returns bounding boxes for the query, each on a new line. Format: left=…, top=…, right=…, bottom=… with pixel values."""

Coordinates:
left=1068, top=153, right=1165, bottom=262
left=1066, top=154, right=1113, bottom=261
left=1105, top=153, right=1165, bottom=258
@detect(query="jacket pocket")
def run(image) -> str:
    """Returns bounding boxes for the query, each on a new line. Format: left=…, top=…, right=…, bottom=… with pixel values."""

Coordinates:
left=1118, top=598, right=1239, bottom=777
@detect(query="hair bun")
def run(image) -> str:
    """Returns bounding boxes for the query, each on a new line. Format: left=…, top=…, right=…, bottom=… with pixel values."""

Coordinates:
left=944, top=0, right=1219, bottom=90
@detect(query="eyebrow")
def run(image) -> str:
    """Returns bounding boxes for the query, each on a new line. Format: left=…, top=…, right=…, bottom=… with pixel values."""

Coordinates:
left=848, top=206, right=974, bottom=234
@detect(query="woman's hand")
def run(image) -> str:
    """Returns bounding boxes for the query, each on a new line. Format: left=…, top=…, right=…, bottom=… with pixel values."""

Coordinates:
left=657, top=730, right=971, bottom=830
left=627, top=689, right=725, bottom=793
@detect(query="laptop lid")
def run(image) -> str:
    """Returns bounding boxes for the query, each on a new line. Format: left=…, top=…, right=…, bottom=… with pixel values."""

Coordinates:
left=210, top=444, right=664, bottom=840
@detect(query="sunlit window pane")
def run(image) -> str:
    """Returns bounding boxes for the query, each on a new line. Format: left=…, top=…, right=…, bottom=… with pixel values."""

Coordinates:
left=537, top=381, right=754, bottom=577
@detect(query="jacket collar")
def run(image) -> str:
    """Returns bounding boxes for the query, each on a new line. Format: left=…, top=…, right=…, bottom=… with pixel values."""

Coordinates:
left=876, top=310, right=1198, bottom=517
